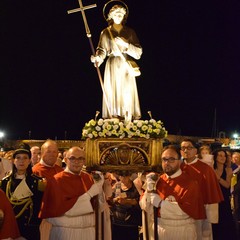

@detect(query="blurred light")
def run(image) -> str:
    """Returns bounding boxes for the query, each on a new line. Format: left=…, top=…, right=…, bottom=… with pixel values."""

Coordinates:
left=0, top=132, right=4, bottom=138
left=233, top=133, right=239, bottom=139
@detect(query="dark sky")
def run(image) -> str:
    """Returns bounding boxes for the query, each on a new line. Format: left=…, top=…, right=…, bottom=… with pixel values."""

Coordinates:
left=1, top=0, right=240, bottom=140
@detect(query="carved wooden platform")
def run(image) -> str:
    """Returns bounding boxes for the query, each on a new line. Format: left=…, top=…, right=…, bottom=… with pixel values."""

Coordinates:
left=85, top=138, right=163, bottom=173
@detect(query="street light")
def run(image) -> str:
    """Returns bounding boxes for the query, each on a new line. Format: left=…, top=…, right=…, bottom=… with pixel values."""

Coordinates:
left=0, top=132, right=4, bottom=139
left=0, top=131, right=4, bottom=149
left=233, top=133, right=239, bottom=139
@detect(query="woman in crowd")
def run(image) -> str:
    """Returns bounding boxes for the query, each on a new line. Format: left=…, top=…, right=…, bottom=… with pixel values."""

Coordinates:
left=0, top=143, right=46, bottom=240
left=107, top=170, right=142, bottom=240
left=212, top=148, right=237, bottom=239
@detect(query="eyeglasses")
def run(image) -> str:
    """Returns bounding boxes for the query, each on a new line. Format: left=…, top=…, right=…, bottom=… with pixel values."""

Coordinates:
left=180, top=146, right=195, bottom=151
left=67, top=156, right=85, bottom=162
left=161, top=157, right=179, bottom=163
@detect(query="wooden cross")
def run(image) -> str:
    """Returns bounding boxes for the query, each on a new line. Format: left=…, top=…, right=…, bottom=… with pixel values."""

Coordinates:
left=67, top=0, right=97, bottom=37
left=67, top=0, right=113, bottom=118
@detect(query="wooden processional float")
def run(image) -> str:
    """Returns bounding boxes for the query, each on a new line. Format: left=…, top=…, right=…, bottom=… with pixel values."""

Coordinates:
left=82, top=117, right=167, bottom=174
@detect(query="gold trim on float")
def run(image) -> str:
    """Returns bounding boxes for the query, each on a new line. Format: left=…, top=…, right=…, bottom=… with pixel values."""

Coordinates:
left=86, top=138, right=163, bottom=172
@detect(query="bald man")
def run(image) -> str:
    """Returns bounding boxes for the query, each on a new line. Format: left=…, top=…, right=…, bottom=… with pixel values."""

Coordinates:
left=39, top=147, right=110, bottom=240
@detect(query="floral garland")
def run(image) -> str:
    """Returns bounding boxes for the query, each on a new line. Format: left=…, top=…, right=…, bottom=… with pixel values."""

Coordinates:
left=82, top=118, right=167, bottom=140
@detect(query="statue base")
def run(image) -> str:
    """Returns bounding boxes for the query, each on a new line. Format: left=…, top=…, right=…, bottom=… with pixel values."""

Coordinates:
left=85, top=137, right=163, bottom=173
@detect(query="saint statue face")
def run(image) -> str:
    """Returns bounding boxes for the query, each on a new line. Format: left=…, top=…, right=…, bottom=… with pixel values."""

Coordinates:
left=108, top=5, right=126, bottom=24
left=111, top=10, right=125, bottom=24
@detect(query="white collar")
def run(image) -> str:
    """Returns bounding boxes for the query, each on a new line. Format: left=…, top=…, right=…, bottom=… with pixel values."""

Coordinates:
left=184, top=157, right=199, bottom=165
left=39, top=159, right=54, bottom=167
left=64, top=166, right=81, bottom=175
left=165, top=168, right=182, bottom=179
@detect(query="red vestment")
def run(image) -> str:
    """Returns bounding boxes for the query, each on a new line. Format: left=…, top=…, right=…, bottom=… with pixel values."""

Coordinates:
left=39, top=171, right=94, bottom=218
left=156, top=172, right=206, bottom=220
left=32, top=162, right=63, bottom=180
left=0, top=189, right=20, bottom=239
left=181, top=159, right=224, bottom=204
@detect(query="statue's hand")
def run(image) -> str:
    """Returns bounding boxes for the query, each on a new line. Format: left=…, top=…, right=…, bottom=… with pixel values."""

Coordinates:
left=90, top=55, right=103, bottom=67
left=115, top=37, right=129, bottom=49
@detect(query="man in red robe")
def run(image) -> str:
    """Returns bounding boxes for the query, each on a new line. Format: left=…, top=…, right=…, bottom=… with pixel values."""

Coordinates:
left=0, top=189, right=21, bottom=239
left=32, top=139, right=63, bottom=240
left=39, top=146, right=110, bottom=240
left=32, top=139, right=63, bottom=180
left=180, top=139, right=224, bottom=240
left=140, top=145, right=206, bottom=240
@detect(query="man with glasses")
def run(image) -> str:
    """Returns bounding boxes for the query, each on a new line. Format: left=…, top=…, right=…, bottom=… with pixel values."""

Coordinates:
left=180, top=139, right=223, bottom=240
left=140, top=145, right=205, bottom=240
left=39, top=146, right=109, bottom=240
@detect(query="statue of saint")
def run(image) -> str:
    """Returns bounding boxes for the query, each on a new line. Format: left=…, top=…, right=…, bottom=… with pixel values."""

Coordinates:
left=91, top=2, right=142, bottom=121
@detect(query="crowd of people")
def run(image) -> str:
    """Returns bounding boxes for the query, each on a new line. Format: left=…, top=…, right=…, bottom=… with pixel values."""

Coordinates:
left=1, top=1, right=238, bottom=239
left=0, top=138, right=240, bottom=240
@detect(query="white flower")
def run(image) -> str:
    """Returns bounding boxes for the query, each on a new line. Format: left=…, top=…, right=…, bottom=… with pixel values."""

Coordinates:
left=82, top=117, right=167, bottom=139
left=145, top=134, right=150, bottom=139
left=136, top=130, right=141, bottom=135
left=88, top=133, right=93, bottom=138
left=136, top=121, right=143, bottom=128
left=113, top=124, right=119, bottom=130
left=98, top=132, right=104, bottom=137
left=98, top=119, right=104, bottom=126
left=82, top=129, right=89, bottom=135
left=118, top=129, right=123, bottom=135
left=95, top=126, right=101, bottom=131
left=149, top=119, right=156, bottom=124
left=102, top=123, right=108, bottom=129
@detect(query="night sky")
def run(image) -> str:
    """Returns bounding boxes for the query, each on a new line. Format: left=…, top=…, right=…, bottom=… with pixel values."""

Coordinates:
left=1, top=0, right=240, bottom=140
